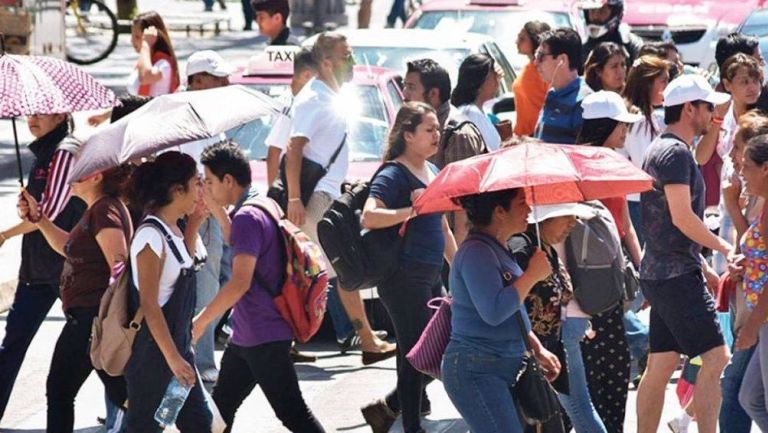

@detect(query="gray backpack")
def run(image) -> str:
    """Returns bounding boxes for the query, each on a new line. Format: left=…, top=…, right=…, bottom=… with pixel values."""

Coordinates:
left=564, top=201, right=625, bottom=315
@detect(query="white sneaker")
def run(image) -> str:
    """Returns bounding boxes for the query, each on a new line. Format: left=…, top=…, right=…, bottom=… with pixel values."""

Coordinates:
left=667, top=416, right=690, bottom=433
left=200, top=368, right=219, bottom=383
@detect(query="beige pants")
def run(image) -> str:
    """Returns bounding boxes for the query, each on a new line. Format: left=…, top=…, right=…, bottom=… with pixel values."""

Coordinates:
left=300, top=191, right=337, bottom=279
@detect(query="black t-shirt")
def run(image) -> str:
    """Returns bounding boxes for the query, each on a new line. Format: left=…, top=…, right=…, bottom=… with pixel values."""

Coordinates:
left=640, top=133, right=705, bottom=280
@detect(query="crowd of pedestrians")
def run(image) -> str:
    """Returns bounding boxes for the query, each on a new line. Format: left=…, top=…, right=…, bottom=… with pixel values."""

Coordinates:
left=9, top=0, right=768, bottom=432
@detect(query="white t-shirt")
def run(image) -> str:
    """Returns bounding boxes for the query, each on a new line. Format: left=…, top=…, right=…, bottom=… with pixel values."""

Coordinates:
left=130, top=217, right=194, bottom=307
left=619, top=109, right=665, bottom=202
left=289, top=79, right=349, bottom=199
left=457, top=103, right=501, bottom=151
left=265, top=92, right=295, bottom=152
left=126, top=59, right=173, bottom=97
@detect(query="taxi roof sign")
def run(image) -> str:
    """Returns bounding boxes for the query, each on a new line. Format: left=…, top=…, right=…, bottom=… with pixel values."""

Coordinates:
left=246, top=46, right=300, bottom=76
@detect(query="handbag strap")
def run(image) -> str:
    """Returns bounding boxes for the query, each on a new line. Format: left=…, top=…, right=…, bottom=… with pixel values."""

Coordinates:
left=473, top=234, right=533, bottom=353
left=323, top=133, right=348, bottom=171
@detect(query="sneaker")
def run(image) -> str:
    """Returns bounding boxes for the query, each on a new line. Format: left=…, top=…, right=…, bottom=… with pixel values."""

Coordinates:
left=361, top=400, right=397, bottom=433
left=667, top=414, right=691, bottom=433
left=337, top=330, right=388, bottom=353
left=200, top=368, right=219, bottom=384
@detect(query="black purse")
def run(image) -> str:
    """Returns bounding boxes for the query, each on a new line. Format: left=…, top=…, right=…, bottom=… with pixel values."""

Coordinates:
left=478, top=235, right=562, bottom=425
left=267, top=133, right=347, bottom=211
left=512, top=312, right=562, bottom=425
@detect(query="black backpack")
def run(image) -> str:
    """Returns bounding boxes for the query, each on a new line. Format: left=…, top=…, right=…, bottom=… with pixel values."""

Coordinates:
left=317, top=161, right=422, bottom=291
left=564, top=201, right=626, bottom=315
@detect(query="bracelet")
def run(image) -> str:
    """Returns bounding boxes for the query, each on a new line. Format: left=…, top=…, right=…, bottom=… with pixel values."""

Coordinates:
left=288, top=197, right=301, bottom=203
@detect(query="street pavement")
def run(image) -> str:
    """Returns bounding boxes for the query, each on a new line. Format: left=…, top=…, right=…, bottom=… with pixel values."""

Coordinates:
left=0, top=0, right=761, bottom=431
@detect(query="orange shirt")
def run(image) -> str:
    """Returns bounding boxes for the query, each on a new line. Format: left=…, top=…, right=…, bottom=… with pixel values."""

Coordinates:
left=512, top=61, right=549, bottom=137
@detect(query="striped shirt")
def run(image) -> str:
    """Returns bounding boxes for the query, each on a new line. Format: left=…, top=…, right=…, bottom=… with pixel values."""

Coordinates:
left=40, top=149, right=75, bottom=222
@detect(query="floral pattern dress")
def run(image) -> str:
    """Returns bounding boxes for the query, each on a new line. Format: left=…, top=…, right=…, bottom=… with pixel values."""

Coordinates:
left=742, top=219, right=768, bottom=314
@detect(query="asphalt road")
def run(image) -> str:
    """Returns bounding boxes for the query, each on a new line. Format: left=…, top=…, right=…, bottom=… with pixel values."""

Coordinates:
left=0, top=0, right=761, bottom=430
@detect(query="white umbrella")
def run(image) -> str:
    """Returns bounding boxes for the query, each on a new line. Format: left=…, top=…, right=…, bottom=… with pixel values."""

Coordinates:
left=68, top=85, right=283, bottom=182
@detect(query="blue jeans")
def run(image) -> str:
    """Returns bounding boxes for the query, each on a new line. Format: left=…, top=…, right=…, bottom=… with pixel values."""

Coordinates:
left=0, top=282, right=58, bottom=419
left=720, top=345, right=755, bottom=433
left=194, top=217, right=224, bottom=373
left=105, top=396, right=126, bottom=433
left=623, top=310, right=649, bottom=362
left=627, top=200, right=644, bottom=246
left=442, top=341, right=524, bottom=433
left=739, top=324, right=768, bottom=430
left=386, top=0, right=406, bottom=26
left=325, top=279, right=354, bottom=341
left=559, top=318, right=607, bottom=433
left=241, top=0, right=253, bottom=26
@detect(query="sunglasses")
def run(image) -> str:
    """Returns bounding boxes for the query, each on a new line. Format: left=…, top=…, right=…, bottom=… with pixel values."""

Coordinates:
left=534, top=51, right=554, bottom=63
left=691, top=100, right=715, bottom=112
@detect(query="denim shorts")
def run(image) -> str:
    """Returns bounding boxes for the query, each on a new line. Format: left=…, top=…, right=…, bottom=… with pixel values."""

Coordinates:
left=641, top=271, right=725, bottom=357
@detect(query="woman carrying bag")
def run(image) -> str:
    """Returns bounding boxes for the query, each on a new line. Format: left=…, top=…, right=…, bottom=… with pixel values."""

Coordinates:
left=360, top=102, right=457, bottom=433
left=125, top=152, right=211, bottom=432
left=509, top=202, right=602, bottom=433
left=441, top=187, right=560, bottom=433
left=20, top=165, right=133, bottom=433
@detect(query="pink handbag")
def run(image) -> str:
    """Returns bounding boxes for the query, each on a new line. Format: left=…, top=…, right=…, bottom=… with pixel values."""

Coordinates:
left=406, top=296, right=453, bottom=380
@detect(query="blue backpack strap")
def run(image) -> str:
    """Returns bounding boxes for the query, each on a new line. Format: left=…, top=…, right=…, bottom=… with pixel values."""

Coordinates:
left=140, top=217, right=185, bottom=265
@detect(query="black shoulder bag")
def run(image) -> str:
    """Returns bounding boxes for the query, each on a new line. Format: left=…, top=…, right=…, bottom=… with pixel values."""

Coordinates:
left=268, top=133, right=347, bottom=211
left=479, top=235, right=562, bottom=425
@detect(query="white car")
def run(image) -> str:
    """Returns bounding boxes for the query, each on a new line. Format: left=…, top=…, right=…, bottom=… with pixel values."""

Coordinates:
left=623, top=0, right=766, bottom=71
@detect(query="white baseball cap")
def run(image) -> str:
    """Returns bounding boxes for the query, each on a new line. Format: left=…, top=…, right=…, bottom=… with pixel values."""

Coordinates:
left=582, top=90, right=643, bottom=123
left=663, top=74, right=730, bottom=107
left=186, top=50, right=235, bottom=78
left=528, top=203, right=598, bottom=224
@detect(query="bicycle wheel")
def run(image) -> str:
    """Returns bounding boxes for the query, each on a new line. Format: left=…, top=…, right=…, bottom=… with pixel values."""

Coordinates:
left=65, top=0, right=119, bottom=65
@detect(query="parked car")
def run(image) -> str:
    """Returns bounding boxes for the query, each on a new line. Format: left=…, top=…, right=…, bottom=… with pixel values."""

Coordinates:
left=404, top=0, right=580, bottom=73
left=738, top=7, right=768, bottom=66
left=302, top=29, right=517, bottom=93
left=622, top=0, right=766, bottom=70
left=227, top=62, right=404, bottom=191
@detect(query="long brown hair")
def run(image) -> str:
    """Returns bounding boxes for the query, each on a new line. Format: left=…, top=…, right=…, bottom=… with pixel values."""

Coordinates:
left=383, top=102, right=436, bottom=161
left=133, top=11, right=180, bottom=88
left=623, top=55, right=669, bottom=137
left=584, top=42, right=628, bottom=91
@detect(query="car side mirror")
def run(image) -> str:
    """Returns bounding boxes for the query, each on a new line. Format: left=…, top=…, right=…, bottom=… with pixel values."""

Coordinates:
left=492, top=95, right=515, bottom=114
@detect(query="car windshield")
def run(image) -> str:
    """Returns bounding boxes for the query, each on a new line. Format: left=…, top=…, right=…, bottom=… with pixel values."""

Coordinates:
left=226, top=83, right=391, bottom=162
left=744, top=10, right=768, bottom=37
left=412, top=10, right=572, bottom=71
left=354, top=47, right=470, bottom=81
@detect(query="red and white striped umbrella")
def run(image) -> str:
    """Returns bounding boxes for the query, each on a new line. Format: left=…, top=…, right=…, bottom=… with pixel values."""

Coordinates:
left=0, top=53, right=116, bottom=118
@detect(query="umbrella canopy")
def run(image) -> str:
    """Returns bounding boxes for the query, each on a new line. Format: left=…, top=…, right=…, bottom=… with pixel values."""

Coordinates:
left=68, top=85, right=283, bottom=183
left=0, top=52, right=117, bottom=118
left=413, top=141, right=654, bottom=215
left=1, top=44, right=117, bottom=186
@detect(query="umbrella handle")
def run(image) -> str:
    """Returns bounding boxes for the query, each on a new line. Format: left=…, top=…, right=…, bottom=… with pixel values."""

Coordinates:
left=0, top=33, right=5, bottom=56
left=11, top=118, right=23, bottom=188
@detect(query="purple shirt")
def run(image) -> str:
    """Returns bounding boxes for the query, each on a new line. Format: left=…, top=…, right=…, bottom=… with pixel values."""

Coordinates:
left=229, top=205, right=293, bottom=347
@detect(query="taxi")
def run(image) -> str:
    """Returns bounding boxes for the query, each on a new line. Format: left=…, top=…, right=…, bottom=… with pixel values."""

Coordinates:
left=623, top=0, right=766, bottom=70
left=404, top=0, right=580, bottom=73
left=226, top=49, right=404, bottom=191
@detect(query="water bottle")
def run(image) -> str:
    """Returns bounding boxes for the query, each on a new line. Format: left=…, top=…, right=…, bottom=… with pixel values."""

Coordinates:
left=154, top=377, right=192, bottom=427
